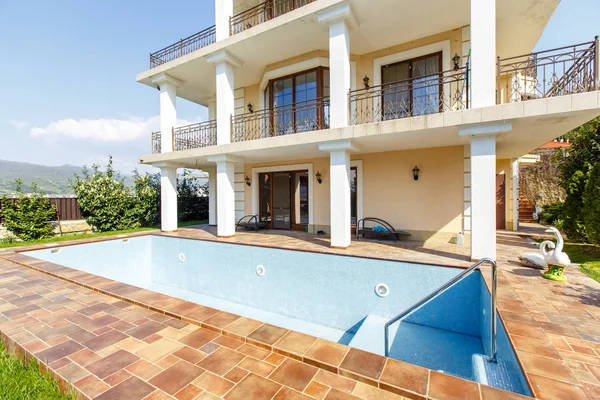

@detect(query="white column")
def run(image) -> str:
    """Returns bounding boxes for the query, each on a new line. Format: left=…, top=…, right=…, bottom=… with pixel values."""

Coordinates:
left=152, top=74, right=183, bottom=153
left=207, top=51, right=243, bottom=145
left=470, top=136, right=496, bottom=260
left=511, top=158, right=519, bottom=231
left=318, top=4, right=353, bottom=128
left=208, top=155, right=238, bottom=237
left=470, top=0, right=496, bottom=108
left=215, top=0, right=233, bottom=41
left=160, top=166, right=178, bottom=232
left=208, top=100, right=217, bottom=121
left=459, top=122, right=511, bottom=260
left=207, top=167, right=217, bottom=226
left=319, top=140, right=358, bottom=248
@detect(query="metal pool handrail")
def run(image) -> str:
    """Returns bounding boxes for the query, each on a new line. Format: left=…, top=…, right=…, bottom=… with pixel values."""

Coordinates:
left=384, top=257, right=498, bottom=362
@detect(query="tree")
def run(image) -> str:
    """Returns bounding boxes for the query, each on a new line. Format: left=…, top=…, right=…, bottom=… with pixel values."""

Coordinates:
left=133, top=171, right=160, bottom=227
left=72, top=157, right=139, bottom=231
left=583, top=163, right=600, bottom=243
left=0, top=180, right=56, bottom=241
left=557, top=116, right=600, bottom=240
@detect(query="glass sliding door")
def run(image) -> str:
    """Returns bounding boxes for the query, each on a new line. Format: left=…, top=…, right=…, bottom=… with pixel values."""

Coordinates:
left=350, top=167, right=357, bottom=226
left=272, top=172, right=292, bottom=229
left=257, top=170, right=309, bottom=230
left=381, top=52, right=442, bottom=119
left=258, top=173, right=272, bottom=224
left=293, top=171, right=309, bottom=228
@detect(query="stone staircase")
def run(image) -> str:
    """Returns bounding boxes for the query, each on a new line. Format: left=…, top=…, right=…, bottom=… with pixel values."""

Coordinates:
left=518, top=190, right=536, bottom=223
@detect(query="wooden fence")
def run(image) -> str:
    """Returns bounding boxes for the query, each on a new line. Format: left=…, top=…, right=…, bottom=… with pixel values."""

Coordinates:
left=0, top=197, right=83, bottom=223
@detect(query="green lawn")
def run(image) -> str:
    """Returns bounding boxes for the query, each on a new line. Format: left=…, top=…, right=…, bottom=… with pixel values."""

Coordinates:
left=0, top=219, right=209, bottom=250
left=0, top=227, right=155, bottom=249
left=0, top=341, right=74, bottom=400
left=561, top=242, right=600, bottom=283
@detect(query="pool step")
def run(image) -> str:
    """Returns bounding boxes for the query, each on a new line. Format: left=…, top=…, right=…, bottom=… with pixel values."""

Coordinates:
left=472, top=354, right=525, bottom=395
left=348, top=314, right=388, bottom=354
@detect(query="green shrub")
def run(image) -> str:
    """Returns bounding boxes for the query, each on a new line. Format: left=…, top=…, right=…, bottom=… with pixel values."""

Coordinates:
left=539, top=202, right=565, bottom=225
left=0, top=181, right=56, bottom=241
left=72, top=158, right=137, bottom=232
left=177, top=173, right=209, bottom=222
left=562, top=170, right=588, bottom=241
left=133, top=171, right=160, bottom=227
left=583, top=163, right=600, bottom=243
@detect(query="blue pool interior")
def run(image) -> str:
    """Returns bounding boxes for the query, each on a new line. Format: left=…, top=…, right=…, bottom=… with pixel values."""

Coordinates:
left=25, top=235, right=531, bottom=396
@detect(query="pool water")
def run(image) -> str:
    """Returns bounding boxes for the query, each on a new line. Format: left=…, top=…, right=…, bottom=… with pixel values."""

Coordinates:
left=25, top=235, right=531, bottom=396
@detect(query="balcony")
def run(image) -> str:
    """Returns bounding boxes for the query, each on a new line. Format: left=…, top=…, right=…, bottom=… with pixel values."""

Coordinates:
left=230, top=0, right=316, bottom=35
left=150, top=40, right=599, bottom=154
left=152, top=131, right=161, bottom=154
left=497, top=38, right=598, bottom=103
left=149, top=0, right=316, bottom=69
left=151, top=120, right=217, bottom=154
left=349, top=65, right=470, bottom=125
left=231, top=96, right=330, bottom=143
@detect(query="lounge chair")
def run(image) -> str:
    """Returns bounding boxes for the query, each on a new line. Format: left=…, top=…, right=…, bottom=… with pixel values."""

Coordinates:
left=236, top=214, right=269, bottom=232
left=356, top=217, right=411, bottom=243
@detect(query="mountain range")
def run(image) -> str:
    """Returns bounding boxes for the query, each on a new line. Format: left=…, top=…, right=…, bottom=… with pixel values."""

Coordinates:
left=0, top=159, right=132, bottom=196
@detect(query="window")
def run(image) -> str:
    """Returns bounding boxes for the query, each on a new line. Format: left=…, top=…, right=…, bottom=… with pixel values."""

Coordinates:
left=269, top=67, right=329, bottom=135
left=381, top=52, right=442, bottom=119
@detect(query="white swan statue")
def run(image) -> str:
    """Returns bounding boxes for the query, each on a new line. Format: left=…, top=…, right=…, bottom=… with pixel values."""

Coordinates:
left=518, top=240, right=556, bottom=269
left=542, top=227, right=571, bottom=282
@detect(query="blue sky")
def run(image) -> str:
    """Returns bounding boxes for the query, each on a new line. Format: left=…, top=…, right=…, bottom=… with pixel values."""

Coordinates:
left=0, top=0, right=598, bottom=173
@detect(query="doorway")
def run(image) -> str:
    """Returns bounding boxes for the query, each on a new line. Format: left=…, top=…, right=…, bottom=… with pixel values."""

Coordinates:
left=258, top=170, right=309, bottom=230
left=496, top=174, right=506, bottom=230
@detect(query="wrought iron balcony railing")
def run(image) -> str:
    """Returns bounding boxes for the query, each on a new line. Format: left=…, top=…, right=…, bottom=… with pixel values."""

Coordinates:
left=349, top=66, right=469, bottom=125
left=230, top=0, right=316, bottom=35
left=149, top=0, right=315, bottom=68
left=173, top=120, right=217, bottom=151
left=497, top=37, right=599, bottom=103
left=231, top=97, right=330, bottom=143
left=152, top=131, right=161, bottom=154
left=150, top=26, right=216, bottom=69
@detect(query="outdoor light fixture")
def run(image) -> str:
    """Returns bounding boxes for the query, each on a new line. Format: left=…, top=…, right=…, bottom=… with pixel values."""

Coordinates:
left=412, top=166, right=420, bottom=181
left=247, top=103, right=253, bottom=113
left=245, top=176, right=251, bottom=186
left=453, top=53, right=461, bottom=70
left=363, top=75, right=370, bottom=89
left=316, top=171, right=322, bottom=184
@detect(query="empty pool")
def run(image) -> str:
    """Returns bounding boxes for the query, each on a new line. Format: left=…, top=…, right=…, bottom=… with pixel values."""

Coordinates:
left=25, top=235, right=531, bottom=395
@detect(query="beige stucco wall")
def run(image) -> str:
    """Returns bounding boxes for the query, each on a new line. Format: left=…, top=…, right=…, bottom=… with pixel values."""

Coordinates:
left=243, top=146, right=465, bottom=241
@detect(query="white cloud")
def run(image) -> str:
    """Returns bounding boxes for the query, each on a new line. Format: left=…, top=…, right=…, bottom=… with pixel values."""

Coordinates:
left=30, top=116, right=161, bottom=142
left=10, top=120, right=29, bottom=131
left=29, top=116, right=204, bottom=143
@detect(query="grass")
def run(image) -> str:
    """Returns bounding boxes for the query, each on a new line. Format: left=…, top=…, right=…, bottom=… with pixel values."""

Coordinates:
left=0, top=340, right=74, bottom=400
left=561, top=242, right=600, bottom=283
left=0, top=219, right=209, bottom=249
left=0, top=227, right=155, bottom=249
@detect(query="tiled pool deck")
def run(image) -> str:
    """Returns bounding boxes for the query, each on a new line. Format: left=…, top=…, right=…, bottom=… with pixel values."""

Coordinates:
left=0, top=226, right=597, bottom=400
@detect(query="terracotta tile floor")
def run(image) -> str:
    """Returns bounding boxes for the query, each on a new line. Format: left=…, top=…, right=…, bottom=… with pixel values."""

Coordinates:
left=0, top=225, right=597, bottom=400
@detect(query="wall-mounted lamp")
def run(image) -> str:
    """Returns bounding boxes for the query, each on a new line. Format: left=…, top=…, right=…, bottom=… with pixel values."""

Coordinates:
left=453, top=53, right=461, bottom=70
left=316, top=171, right=322, bottom=184
left=412, top=166, right=420, bottom=181
left=247, top=103, right=253, bottom=113
left=245, top=176, right=251, bottom=186
left=363, top=75, right=370, bottom=89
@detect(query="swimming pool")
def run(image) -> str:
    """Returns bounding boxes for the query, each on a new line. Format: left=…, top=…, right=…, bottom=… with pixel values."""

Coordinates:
left=25, top=235, right=530, bottom=395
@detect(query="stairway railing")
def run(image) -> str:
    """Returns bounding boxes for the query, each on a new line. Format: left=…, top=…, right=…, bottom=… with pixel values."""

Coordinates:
left=384, top=257, right=498, bottom=362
